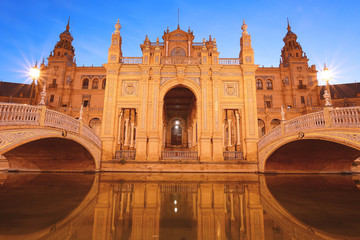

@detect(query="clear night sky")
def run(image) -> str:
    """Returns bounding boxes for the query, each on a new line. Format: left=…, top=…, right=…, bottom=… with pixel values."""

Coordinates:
left=1, top=0, right=359, bottom=85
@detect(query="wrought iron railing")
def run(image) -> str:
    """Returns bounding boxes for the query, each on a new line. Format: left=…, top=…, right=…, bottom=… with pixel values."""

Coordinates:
left=161, top=151, right=198, bottom=160
left=115, top=150, right=136, bottom=160
left=223, top=151, right=244, bottom=160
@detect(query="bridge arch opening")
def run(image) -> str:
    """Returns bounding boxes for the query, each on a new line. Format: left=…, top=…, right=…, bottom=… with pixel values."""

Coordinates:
left=3, top=137, right=96, bottom=172
left=265, top=139, right=360, bottom=173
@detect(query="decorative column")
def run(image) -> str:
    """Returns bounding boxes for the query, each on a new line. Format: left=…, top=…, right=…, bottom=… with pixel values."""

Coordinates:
left=130, top=122, right=135, bottom=147
left=117, top=111, right=123, bottom=144
left=124, top=119, right=129, bottom=146
left=235, top=112, right=241, bottom=146
left=227, top=119, right=232, bottom=147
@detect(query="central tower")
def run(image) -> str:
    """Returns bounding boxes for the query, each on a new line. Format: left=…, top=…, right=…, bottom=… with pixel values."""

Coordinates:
left=100, top=20, right=259, bottom=165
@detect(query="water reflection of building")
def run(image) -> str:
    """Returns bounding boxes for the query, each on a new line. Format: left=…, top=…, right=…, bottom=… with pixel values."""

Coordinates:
left=1, top=173, right=359, bottom=239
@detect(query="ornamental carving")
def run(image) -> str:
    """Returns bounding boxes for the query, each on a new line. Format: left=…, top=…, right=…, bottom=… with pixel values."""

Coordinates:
left=223, top=82, right=238, bottom=97
left=122, top=81, right=138, bottom=96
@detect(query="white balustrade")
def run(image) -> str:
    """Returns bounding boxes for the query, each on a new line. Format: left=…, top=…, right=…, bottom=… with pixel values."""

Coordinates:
left=258, top=107, right=360, bottom=150
left=330, top=107, right=360, bottom=127
left=0, top=103, right=39, bottom=126
left=44, top=109, right=80, bottom=133
left=0, top=103, right=101, bottom=148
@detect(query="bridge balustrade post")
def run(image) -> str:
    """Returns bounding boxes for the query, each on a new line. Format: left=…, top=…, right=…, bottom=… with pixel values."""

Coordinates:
left=39, top=105, right=46, bottom=126
left=324, top=107, right=333, bottom=128
left=280, top=121, right=286, bottom=135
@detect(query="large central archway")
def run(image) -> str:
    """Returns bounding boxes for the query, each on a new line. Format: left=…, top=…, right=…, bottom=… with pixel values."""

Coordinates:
left=163, top=86, right=197, bottom=152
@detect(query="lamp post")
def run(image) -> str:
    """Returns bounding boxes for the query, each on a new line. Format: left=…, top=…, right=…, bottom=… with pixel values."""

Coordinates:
left=29, top=62, right=40, bottom=105
left=322, top=63, right=332, bottom=107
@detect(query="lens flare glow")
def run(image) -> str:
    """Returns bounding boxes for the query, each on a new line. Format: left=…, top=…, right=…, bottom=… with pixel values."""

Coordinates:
left=30, top=66, right=40, bottom=79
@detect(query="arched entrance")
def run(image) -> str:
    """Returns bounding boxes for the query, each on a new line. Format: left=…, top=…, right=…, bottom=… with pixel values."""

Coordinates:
left=162, top=86, right=198, bottom=159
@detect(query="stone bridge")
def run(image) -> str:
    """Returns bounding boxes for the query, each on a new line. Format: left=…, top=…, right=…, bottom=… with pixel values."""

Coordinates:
left=258, top=107, right=360, bottom=173
left=0, top=103, right=102, bottom=171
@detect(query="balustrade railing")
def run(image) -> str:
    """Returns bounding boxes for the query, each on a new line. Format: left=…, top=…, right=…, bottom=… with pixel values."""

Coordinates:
left=219, top=58, right=240, bottom=65
left=45, top=109, right=80, bottom=133
left=161, top=56, right=200, bottom=65
left=0, top=103, right=40, bottom=126
left=115, top=150, right=136, bottom=160
left=161, top=151, right=198, bottom=160
left=160, top=184, right=198, bottom=193
left=223, top=151, right=244, bottom=160
left=120, top=57, right=143, bottom=64
left=0, top=103, right=101, bottom=148
left=330, top=107, right=360, bottom=127
left=258, top=106, right=360, bottom=150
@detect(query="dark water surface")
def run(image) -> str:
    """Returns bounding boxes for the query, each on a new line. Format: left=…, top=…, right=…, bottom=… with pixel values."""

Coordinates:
left=0, top=172, right=359, bottom=240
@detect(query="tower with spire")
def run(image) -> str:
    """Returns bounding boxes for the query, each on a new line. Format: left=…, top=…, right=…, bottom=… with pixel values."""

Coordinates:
left=49, top=18, right=75, bottom=65
left=107, top=19, right=123, bottom=63
left=281, top=19, right=306, bottom=66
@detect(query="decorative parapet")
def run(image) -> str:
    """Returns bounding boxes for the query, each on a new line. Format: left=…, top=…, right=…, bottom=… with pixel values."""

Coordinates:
left=161, top=56, right=200, bottom=65
left=258, top=107, right=360, bottom=150
left=219, top=58, right=240, bottom=65
left=0, top=103, right=101, bottom=148
left=120, top=57, right=143, bottom=64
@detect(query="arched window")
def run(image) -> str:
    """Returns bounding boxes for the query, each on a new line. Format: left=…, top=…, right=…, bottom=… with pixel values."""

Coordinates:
left=170, top=47, right=186, bottom=57
left=82, top=78, right=89, bottom=89
left=256, top=79, right=263, bottom=90
left=258, top=119, right=266, bottom=137
left=92, top=78, right=99, bottom=89
left=270, top=119, right=281, bottom=129
left=102, top=78, right=106, bottom=89
left=266, top=79, right=273, bottom=90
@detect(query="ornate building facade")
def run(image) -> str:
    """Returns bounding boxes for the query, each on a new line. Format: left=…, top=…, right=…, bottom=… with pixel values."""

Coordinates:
left=36, top=19, right=321, bottom=164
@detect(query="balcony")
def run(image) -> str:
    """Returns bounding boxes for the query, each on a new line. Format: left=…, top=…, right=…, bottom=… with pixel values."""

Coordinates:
left=298, top=85, right=307, bottom=89
left=48, top=84, right=57, bottom=89
left=115, top=150, right=136, bottom=160
left=223, top=151, right=244, bottom=160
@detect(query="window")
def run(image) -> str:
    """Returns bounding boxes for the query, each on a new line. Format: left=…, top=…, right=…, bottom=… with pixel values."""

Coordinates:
left=83, top=100, right=89, bottom=107
left=52, top=79, right=56, bottom=84
left=50, top=95, right=54, bottom=103
left=82, top=78, right=89, bottom=89
left=266, top=79, right=273, bottom=90
left=92, top=79, right=99, bottom=89
left=102, top=78, right=106, bottom=89
left=301, top=96, right=305, bottom=104
left=256, top=79, right=263, bottom=90
left=265, top=101, right=271, bottom=108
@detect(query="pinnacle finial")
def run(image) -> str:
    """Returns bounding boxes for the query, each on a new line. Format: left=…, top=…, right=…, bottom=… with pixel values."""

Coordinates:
left=287, top=18, right=291, bottom=31
left=66, top=17, right=70, bottom=31
left=241, top=19, right=248, bottom=35
left=115, top=18, right=121, bottom=34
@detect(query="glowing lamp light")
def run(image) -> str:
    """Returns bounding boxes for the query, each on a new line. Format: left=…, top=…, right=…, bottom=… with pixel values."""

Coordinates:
left=174, top=200, right=177, bottom=204
left=175, top=125, right=179, bottom=129
left=30, top=66, right=40, bottom=80
left=175, top=120, right=180, bottom=125
left=174, top=207, right=178, bottom=213
left=321, top=64, right=332, bottom=83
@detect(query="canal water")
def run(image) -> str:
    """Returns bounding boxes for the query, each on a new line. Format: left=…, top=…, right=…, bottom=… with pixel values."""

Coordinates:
left=0, top=172, right=359, bottom=240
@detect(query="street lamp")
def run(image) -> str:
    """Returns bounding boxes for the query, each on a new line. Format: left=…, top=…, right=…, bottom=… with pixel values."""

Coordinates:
left=29, top=62, right=40, bottom=105
left=321, top=63, right=332, bottom=107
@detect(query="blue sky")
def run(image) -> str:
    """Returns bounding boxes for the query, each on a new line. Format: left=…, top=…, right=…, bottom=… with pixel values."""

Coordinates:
left=1, top=0, right=359, bottom=85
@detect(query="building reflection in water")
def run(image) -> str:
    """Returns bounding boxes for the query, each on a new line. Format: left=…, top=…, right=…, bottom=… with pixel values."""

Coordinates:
left=0, top=173, right=360, bottom=239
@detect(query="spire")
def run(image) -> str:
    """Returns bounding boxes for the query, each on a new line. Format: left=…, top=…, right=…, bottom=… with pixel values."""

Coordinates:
left=66, top=17, right=70, bottom=31
left=287, top=18, right=291, bottom=31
